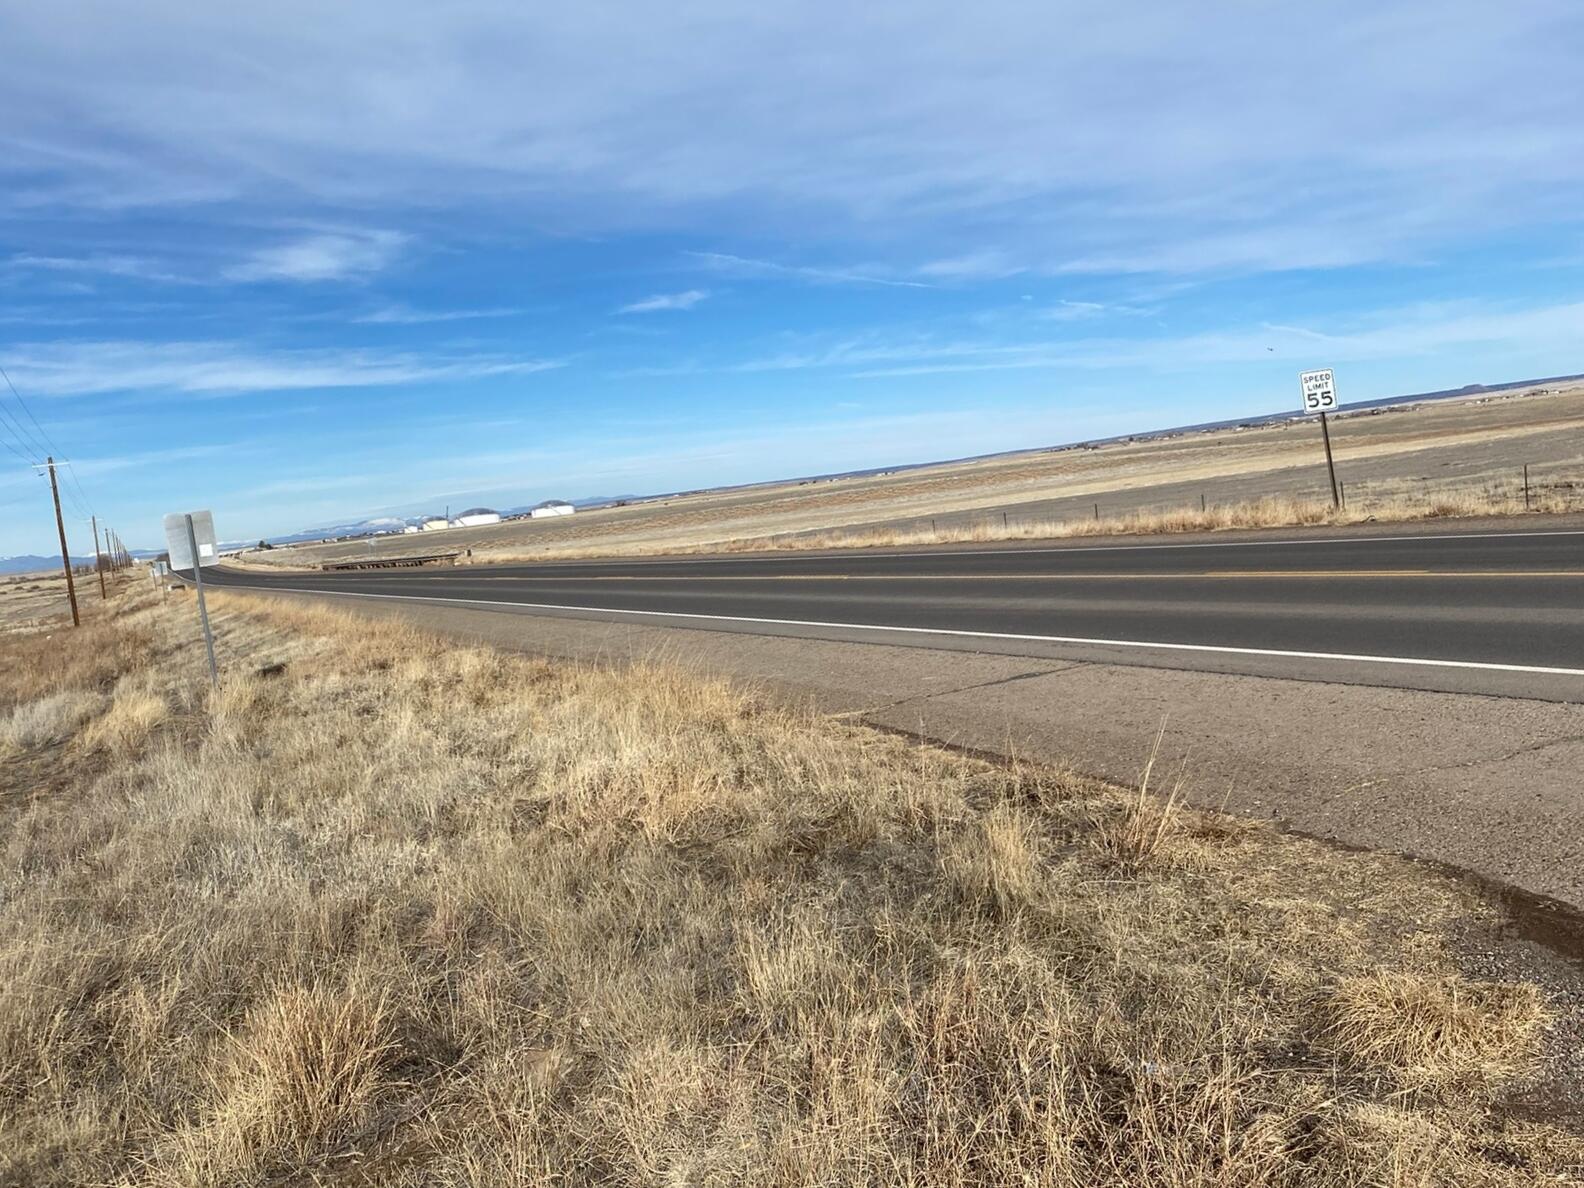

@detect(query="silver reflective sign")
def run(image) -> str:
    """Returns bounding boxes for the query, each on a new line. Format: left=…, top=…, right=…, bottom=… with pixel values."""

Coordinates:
left=162, top=510, right=219, bottom=569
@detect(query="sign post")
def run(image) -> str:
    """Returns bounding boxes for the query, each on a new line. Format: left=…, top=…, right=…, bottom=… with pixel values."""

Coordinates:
left=1299, top=368, right=1341, bottom=509
left=163, top=510, right=220, bottom=687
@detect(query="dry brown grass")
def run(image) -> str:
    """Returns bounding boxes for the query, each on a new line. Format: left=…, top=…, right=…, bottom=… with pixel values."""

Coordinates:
left=1322, top=972, right=1548, bottom=1093
left=0, top=587, right=1578, bottom=1185
left=0, top=571, right=80, bottom=633
left=453, top=489, right=1577, bottom=567
left=725, top=490, right=1575, bottom=557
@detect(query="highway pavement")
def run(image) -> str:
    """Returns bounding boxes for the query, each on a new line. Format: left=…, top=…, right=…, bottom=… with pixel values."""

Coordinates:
left=196, top=526, right=1584, bottom=700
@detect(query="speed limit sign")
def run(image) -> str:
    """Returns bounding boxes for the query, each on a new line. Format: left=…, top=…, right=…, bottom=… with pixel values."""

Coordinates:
left=1299, top=368, right=1337, bottom=414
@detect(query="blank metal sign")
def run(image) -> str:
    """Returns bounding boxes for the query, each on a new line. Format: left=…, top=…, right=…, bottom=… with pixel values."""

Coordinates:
left=163, top=510, right=219, bottom=569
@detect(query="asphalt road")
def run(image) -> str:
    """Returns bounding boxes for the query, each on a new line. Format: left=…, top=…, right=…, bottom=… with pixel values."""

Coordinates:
left=195, top=526, right=1584, bottom=700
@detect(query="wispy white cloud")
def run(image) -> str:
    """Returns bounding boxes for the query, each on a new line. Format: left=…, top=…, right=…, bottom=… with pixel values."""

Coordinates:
left=848, top=300, right=1584, bottom=377
left=4, top=340, right=565, bottom=397
left=234, top=472, right=379, bottom=499
left=351, top=304, right=524, bottom=324
left=687, top=252, right=930, bottom=289
left=8, top=253, right=191, bottom=284
left=225, top=230, right=406, bottom=283
left=63, top=443, right=238, bottom=476
left=1041, top=300, right=1111, bottom=322
left=915, top=251, right=1024, bottom=281
left=620, top=298, right=1584, bottom=382
left=5, top=5, right=1579, bottom=275
left=617, top=289, right=709, bottom=314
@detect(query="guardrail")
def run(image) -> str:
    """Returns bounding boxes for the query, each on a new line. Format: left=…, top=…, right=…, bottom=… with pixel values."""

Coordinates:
left=320, top=553, right=460, bottom=571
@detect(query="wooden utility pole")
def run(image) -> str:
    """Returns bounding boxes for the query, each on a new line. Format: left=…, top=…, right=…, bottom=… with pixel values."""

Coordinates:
left=92, top=515, right=107, bottom=599
left=1318, top=411, right=1340, bottom=509
left=46, top=457, right=80, bottom=627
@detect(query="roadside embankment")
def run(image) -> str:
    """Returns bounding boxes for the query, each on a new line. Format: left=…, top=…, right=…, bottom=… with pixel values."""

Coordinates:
left=1, top=587, right=1581, bottom=1183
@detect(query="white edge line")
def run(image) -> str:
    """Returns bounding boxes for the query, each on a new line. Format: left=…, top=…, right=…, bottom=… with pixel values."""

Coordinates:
left=206, top=579, right=1584, bottom=679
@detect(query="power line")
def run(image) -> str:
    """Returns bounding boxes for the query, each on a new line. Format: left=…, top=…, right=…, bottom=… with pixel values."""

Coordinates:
left=61, top=457, right=97, bottom=519
left=0, top=362, right=59, bottom=463
left=0, top=356, right=109, bottom=574
left=0, top=411, right=39, bottom=467
left=0, top=389, right=43, bottom=464
left=0, top=396, right=49, bottom=465
left=0, top=359, right=98, bottom=519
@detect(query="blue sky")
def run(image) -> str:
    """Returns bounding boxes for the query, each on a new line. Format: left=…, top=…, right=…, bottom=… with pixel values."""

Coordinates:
left=2, top=1, right=1582, bottom=554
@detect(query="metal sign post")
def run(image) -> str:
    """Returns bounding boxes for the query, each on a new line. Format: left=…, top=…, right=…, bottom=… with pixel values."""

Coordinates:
left=163, top=510, right=221, bottom=687
left=1299, top=368, right=1341, bottom=509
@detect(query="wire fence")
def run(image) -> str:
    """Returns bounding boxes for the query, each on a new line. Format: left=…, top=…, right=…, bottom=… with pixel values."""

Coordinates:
left=857, top=463, right=1584, bottom=544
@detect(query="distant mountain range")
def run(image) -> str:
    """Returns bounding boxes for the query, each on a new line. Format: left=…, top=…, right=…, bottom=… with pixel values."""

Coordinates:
left=256, top=497, right=636, bottom=550
left=0, top=554, right=97, bottom=576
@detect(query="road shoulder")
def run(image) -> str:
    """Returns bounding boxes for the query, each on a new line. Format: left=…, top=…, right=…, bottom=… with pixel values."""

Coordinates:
left=222, top=589, right=1584, bottom=911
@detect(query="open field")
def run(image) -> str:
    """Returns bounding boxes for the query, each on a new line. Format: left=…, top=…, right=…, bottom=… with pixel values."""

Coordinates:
left=0, top=570, right=81, bottom=633
left=3, top=583, right=1582, bottom=1183
left=244, top=381, right=1584, bottom=568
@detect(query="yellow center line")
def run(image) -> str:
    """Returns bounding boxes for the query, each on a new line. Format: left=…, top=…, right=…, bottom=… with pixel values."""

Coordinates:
left=403, top=569, right=1584, bottom=581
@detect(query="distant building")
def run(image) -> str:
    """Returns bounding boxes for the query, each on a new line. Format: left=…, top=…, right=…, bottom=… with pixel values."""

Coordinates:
left=452, top=508, right=502, bottom=528
left=420, top=517, right=451, bottom=531
left=529, top=500, right=576, bottom=519
left=402, top=524, right=421, bottom=534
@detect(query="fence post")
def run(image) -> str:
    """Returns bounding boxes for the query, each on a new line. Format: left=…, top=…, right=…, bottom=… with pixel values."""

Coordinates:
left=1524, top=465, right=1531, bottom=510
left=1200, top=492, right=1206, bottom=513
left=1093, top=502, right=1099, bottom=522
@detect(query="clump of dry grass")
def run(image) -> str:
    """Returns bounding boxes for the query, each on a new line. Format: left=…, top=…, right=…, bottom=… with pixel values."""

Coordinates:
left=940, top=802, right=1045, bottom=915
left=79, top=681, right=168, bottom=754
left=0, top=588, right=1576, bottom=1185
left=0, top=689, right=105, bottom=757
left=1094, top=723, right=1188, bottom=868
left=164, top=981, right=397, bottom=1179
left=1322, top=972, right=1548, bottom=1092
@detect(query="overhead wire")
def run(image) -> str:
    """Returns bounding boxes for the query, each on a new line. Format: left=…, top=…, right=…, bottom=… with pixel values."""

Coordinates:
left=61, top=459, right=98, bottom=522
left=0, top=358, right=100, bottom=522
left=0, top=400, right=41, bottom=467
left=1, top=361, right=101, bottom=519
left=0, top=361, right=59, bottom=456
left=0, top=381, right=51, bottom=465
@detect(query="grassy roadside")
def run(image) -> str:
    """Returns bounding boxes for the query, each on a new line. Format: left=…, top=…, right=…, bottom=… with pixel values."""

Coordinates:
left=736, top=490, right=1575, bottom=555
left=2, top=584, right=1581, bottom=1184
left=234, top=489, right=1579, bottom=572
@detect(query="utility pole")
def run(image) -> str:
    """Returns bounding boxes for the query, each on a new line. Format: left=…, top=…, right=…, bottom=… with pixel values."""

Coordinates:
left=46, top=457, right=80, bottom=627
left=92, top=515, right=107, bottom=599
left=1319, top=410, right=1340, bottom=509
